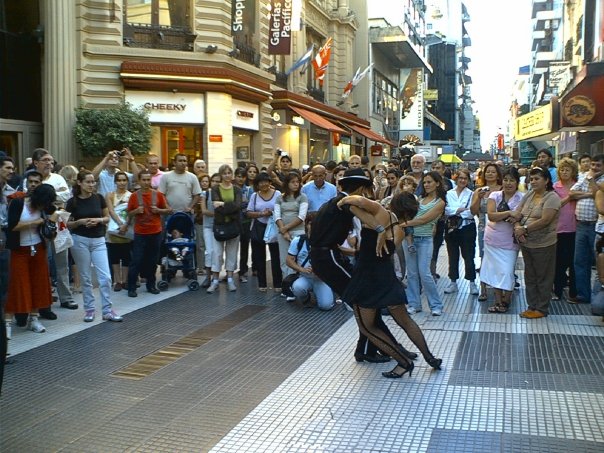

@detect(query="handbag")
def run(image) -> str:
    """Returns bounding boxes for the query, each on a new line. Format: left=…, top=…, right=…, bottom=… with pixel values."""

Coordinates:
left=54, top=211, right=74, bottom=253
left=213, top=220, right=240, bottom=241
left=107, top=196, right=134, bottom=240
left=263, top=215, right=278, bottom=243
left=38, top=211, right=57, bottom=240
left=249, top=193, right=269, bottom=242
left=250, top=220, right=267, bottom=242
left=446, top=192, right=472, bottom=234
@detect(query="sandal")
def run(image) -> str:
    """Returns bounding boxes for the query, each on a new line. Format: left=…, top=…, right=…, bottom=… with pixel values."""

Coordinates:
left=478, top=293, right=488, bottom=301
left=488, top=303, right=509, bottom=313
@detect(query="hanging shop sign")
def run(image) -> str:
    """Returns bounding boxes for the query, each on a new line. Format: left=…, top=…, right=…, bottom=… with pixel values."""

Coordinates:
left=514, top=103, right=553, bottom=141
left=562, top=95, right=597, bottom=126
left=268, top=0, right=293, bottom=55
left=232, top=99, right=260, bottom=130
left=399, top=68, right=424, bottom=130
left=125, top=91, right=205, bottom=123
left=231, top=0, right=256, bottom=36
left=548, top=61, right=572, bottom=96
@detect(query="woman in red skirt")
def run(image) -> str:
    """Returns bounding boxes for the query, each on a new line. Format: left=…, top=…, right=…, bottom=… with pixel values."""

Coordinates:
left=4, top=177, right=57, bottom=338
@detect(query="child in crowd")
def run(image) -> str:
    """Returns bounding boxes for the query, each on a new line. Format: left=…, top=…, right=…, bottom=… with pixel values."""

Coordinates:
left=399, top=175, right=419, bottom=253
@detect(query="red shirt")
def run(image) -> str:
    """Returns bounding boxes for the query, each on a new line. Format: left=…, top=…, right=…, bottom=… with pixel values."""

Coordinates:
left=127, top=190, right=167, bottom=235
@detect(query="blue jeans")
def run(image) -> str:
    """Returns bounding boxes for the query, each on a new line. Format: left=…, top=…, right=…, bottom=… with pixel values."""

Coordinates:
left=292, top=274, right=335, bottom=310
left=574, top=221, right=596, bottom=302
left=70, top=235, right=113, bottom=314
left=403, top=236, right=443, bottom=312
left=128, top=232, right=162, bottom=291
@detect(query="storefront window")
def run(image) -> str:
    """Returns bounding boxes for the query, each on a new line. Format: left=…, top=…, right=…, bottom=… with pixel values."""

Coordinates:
left=309, top=125, right=330, bottom=165
left=334, top=135, right=351, bottom=163
left=157, top=126, right=203, bottom=166
left=234, top=129, right=254, bottom=164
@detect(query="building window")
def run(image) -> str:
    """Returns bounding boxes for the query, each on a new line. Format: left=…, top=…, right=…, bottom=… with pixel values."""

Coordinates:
left=123, top=0, right=195, bottom=51
left=372, top=71, right=399, bottom=131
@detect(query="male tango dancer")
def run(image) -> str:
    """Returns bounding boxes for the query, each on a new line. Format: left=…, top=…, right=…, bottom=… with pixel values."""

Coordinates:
left=309, top=168, right=417, bottom=362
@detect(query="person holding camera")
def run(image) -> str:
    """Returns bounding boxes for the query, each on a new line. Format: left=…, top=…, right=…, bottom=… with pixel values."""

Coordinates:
left=471, top=163, right=502, bottom=300
left=267, top=149, right=293, bottom=191
left=92, top=148, right=140, bottom=197
left=444, top=169, right=478, bottom=295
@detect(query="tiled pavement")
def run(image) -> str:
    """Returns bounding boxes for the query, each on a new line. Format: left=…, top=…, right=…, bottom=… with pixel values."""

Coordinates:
left=1, top=256, right=604, bottom=453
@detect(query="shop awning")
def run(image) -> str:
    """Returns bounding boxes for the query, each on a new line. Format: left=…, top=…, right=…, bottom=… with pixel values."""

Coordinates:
left=290, top=106, right=347, bottom=134
left=347, top=124, right=397, bottom=146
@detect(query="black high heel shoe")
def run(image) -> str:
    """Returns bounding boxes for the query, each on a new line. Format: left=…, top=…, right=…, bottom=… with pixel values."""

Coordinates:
left=427, top=357, right=442, bottom=370
left=398, top=344, right=418, bottom=360
left=382, top=361, right=414, bottom=379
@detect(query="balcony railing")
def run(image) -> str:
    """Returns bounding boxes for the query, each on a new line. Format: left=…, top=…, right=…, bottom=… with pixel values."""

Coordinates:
left=274, top=71, right=288, bottom=89
left=123, top=23, right=196, bottom=51
left=233, top=38, right=260, bottom=67
left=307, top=86, right=325, bottom=103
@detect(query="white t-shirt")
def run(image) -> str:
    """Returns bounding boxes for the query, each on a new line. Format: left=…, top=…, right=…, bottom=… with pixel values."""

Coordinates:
left=158, top=170, right=202, bottom=211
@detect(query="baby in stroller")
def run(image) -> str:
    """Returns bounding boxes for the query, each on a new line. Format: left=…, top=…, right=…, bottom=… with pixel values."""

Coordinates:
left=159, top=213, right=198, bottom=288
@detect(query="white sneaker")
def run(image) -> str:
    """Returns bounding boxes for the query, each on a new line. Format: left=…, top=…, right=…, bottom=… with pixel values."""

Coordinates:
left=469, top=282, right=479, bottom=295
left=207, top=281, right=220, bottom=294
left=227, top=280, right=237, bottom=292
left=5, top=320, right=12, bottom=340
left=286, top=296, right=296, bottom=302
left=27, top=316, right=46, bottom=333
left=407, top=306, right=422, bottom=314
left=444, top=282, right=458, bottom=294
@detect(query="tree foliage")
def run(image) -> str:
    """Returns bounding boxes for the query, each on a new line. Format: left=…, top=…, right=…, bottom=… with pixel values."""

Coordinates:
left=74, top=103, right=152, bottom=157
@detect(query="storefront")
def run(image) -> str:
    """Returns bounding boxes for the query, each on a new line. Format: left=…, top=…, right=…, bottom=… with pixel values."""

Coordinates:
left=558, top=62, right=604, bottom=156
left=120, top=61, right=272, bottom=172
left=271, top=90, right=393, bottom=165
left=125, top=90, right=205, bottom=166
left=232, top=99, right=259, bottom=164
left=513, top=98, right=559, bottom=164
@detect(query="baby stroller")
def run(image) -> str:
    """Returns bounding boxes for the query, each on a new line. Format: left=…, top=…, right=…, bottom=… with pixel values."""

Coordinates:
left=158, top=212, right=199, bottom=291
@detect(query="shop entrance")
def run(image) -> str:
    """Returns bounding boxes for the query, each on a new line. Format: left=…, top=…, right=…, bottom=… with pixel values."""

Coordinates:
left=160, top=126, right=203, bottom=166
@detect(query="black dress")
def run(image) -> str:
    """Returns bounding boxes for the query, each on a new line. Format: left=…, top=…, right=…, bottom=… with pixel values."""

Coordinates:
left=343, top=228, right=407, bottom=308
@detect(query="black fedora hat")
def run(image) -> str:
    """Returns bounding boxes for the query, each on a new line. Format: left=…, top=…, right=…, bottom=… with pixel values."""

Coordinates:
left=339, top=168, right=373, bottom=189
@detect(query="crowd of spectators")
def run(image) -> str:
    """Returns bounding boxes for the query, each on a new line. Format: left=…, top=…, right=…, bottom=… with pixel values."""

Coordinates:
left=1, top=146, right=604, bottom=351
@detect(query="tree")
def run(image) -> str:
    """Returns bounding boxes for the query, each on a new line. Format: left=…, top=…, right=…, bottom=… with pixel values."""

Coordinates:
left=74, top=103, right=152, bottom=157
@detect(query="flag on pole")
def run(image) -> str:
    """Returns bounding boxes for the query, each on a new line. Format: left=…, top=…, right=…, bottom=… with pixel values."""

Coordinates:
left=311, top=37, right=333, bottom=87
left=341, top=63, right=373, bottom=99
left=285, top=44, right=314, bottom=76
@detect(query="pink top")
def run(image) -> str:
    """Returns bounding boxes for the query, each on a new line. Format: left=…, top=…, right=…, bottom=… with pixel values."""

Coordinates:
left=484, top=191, right=524, bottom=251
left=553, top=181, right=576, bottom=233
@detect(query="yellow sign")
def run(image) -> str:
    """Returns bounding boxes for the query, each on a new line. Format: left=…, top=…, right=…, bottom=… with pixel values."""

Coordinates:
left=424, top=89, right=439, bottom=101
left=514, top=104, right=553, bottom=141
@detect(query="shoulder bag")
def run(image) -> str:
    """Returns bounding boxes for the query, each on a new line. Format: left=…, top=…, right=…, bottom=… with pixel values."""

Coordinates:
left=213, top=188, right=240, bottom=241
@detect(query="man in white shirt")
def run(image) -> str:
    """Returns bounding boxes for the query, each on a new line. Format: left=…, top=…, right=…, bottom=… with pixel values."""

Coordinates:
left=30, top=149, right=79, bottom=314
left=158, top=153, right=201, bottom=213
left=92, top=148, right=139, bottom=196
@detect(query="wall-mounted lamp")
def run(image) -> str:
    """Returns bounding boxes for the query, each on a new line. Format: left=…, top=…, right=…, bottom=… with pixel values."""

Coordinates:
left=350, top=104, right=359, bottom=109
left=204, top=44, right=218, bottom=54
left=227, top=48, right=240, bottom=57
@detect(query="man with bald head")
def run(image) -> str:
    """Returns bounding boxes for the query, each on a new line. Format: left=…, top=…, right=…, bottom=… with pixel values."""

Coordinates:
left=302, top=164, right=337, bottom=213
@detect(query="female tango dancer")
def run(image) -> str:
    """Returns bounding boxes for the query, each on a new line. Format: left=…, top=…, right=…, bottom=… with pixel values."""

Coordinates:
left=338, top=192, right=442, bottom=378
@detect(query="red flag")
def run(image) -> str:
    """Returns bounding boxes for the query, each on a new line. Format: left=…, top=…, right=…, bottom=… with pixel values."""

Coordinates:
left=311, top=37, right=333, bottom=87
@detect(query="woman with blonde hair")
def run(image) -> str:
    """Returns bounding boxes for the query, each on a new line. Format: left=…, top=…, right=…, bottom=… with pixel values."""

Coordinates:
left=58, top=165, right=78, bottom=190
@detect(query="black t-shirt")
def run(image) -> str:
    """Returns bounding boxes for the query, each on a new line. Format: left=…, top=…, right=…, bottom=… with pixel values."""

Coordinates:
left=309, top=193, right=354, bottom=248
left=66, top=194, right=107, bottom=238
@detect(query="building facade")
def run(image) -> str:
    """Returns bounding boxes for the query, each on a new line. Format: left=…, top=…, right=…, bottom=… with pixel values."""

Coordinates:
left=2, top=0, right=392, bottom=172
